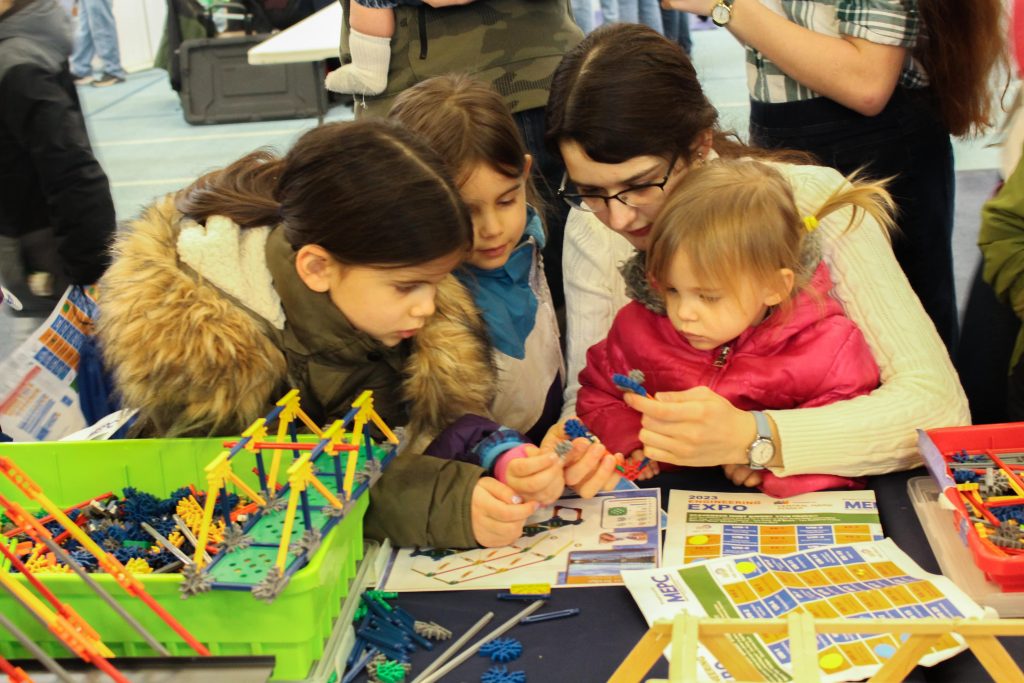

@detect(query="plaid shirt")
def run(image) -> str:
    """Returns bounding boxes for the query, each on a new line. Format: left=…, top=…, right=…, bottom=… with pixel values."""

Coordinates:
left=746, top=0, right=926, bottom=104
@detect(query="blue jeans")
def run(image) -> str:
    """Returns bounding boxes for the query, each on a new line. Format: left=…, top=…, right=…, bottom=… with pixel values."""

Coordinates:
left=661, top=9, right=692, bottom=54
left=70, top=0, right=126, bottom=79
left=572, top=0, right=595, bottom=33
left=618, top=0, right=663, bottom=33
left=599, top=0, right=618, bottom=23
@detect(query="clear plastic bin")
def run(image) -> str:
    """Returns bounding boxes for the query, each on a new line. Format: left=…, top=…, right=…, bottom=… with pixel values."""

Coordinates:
left=907, top=476, right=1024, bottom=616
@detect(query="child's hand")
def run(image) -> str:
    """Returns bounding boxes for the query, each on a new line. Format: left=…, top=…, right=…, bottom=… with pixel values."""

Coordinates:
left=625, top=449, right=660, bottom=481
left=506, top=446, right=565, bottom=506
left=471, top=477, right=539, bottom=547
left=723, top=463, right=763, bottom=488
left=561, top=438, right=621, bottom=498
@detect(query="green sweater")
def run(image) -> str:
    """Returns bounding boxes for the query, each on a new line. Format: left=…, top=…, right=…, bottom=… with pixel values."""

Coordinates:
left=99, top=199, right=497, bottom=549
left=340, top=0, right=583, bottom=118
left=264, top=228, right=489, bottom=547
left=979, top=157, right=1024, bottom=371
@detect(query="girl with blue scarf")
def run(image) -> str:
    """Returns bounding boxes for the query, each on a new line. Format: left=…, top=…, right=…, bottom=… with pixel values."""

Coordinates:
left=390, top=75, right=565, bottom=447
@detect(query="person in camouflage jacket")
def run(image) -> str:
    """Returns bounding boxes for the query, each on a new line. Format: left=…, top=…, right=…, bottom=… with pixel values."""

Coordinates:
left=338, top=0, right=583, bottom=313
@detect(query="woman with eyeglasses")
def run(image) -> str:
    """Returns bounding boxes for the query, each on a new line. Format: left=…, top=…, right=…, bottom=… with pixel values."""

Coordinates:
left=546, top=23, right=969, bottom=490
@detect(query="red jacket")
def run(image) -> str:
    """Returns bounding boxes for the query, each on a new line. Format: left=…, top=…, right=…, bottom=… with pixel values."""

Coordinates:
left=577, top=263, right=880, bottom=457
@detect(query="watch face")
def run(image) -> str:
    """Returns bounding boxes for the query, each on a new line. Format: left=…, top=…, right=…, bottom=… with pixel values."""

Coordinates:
left=749, top=439, right=774, bottom=466
left=711, top=4, right=731, bottom=25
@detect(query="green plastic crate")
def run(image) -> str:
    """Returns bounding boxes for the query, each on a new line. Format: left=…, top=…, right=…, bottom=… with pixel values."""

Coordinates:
left=0, top=437, right=368, bottom=680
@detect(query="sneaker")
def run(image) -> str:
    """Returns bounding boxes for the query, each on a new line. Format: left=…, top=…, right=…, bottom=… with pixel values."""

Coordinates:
left=73, top=73, right=95, bottom=85
left=91, top=72, right=125, bottom=87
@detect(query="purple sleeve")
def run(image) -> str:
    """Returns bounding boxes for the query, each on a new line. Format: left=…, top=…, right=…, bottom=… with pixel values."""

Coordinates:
left=424, top=414, right=505, bottom=464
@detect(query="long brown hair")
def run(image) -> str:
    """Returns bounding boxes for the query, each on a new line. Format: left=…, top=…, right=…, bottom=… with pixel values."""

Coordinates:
left=176, top=119, right=473, bottom=267
left=545, top=23, right=809, bottom=166
left=647, top=159, right=895, bottom=317
left=917, top=0, right=1007, bottom=137
left=389, top=74, right=539, bottom=207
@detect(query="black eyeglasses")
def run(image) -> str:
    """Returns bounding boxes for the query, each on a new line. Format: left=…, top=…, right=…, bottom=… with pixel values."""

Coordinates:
left=557, top=156, right=677, bottom=213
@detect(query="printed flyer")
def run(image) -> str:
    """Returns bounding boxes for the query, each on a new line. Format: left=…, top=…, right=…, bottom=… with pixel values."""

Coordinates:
left=664, top=489, right=884, bottom=565
left=0, top=286, right=98, bottom=441
left=380, top=488, right=661, bottom=591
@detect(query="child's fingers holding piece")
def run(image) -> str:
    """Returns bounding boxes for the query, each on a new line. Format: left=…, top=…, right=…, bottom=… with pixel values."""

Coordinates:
left=509, top=452, right=560, bottom=477
left=508, top=454, right=564, bottom=499
left=563, top=442, right=607, bottom=487
left=557, top=437, right=594, bottom=467
left=570, top=452, right=620, bottom=498
left=472, top=477, right=540, bottom=547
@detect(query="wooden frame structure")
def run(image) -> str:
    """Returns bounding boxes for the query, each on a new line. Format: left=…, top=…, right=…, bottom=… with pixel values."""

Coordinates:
left=610, top=614, right=1024, bottom=683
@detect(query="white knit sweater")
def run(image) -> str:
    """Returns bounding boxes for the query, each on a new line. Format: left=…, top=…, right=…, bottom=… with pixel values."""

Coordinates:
left=561, top=161, right=970, bottom=478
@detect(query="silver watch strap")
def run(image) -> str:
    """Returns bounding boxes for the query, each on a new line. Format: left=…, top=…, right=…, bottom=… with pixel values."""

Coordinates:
left=751, top=410, right=771, bottom=440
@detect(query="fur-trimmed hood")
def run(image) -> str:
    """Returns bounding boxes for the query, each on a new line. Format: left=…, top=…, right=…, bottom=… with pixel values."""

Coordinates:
left=98, top=197, right=496, bottom=442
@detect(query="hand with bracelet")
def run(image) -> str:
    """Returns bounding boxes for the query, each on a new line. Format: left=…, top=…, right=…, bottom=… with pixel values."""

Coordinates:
left=623, top=388, right=779, bottom=484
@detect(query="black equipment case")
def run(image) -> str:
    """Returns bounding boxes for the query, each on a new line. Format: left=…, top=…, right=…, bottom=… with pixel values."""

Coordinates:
left=177, top=34, right=327, bottom=124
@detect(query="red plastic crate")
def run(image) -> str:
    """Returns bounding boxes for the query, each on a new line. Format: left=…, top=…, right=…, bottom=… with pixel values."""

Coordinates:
left=919, top=423, right=1024, bottom=591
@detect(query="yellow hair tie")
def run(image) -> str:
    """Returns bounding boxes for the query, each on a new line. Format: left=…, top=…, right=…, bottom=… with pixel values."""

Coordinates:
left=803, top=215, right=819, bottom=232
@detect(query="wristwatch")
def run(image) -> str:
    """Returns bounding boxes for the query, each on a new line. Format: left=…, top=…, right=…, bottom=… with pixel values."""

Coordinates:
left=746, top=411, right=775, bottom=470
left=710, top=0, right=735, bottom=26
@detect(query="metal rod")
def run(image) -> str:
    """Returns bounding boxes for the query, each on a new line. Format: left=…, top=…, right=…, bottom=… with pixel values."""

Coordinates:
left=416, top=601, right=545, bottom=683
left=520, top=607, right=580, bottom=624
left=173, top=514, right=212, bottom=564
left=141, top=522, right=194, bottom=566
left=409, top=611, right=495, bottom=683
left=153, top=560, right=184, bottom=574
left=0, top=611, right=74, bottom=683
left=36, top=532, right=169, bottom=656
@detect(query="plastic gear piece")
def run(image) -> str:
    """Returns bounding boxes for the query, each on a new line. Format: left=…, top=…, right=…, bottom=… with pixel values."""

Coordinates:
left=563, top=419, right=594, bottom=441
left=179, top=563, right=214, bottom=598
left=954, top=469, right=979, bottom=484
left=363, top=457, right=384, bottom=484
left=620, top=461, right=644, bottom=481
left=481, top=665, right=527, bottom=683
left=478, top=637, right=522, bottom=663
left=251, top=565, right=290, bottom=602
left=289, top=528, right=322, bottom=557
left=554, top=441, right=573, bottom=459
left=121, top=487, right=162, bottom=524
left=322, top=504, right=347, bottom=518
left=373, top=659, right=407, bottom=683
left=612, top=369, right=648, bottom=396
left=414, top=620, right=452, bottom=641
left=67, top=549, right=98, bottom=572
left=366, top=654, right=411, bottom=683
left=218, top=522, right=252, bottom=553
left=124, top=557, right=153, bottom=574
left=391, top=426, right=407, bottom=451
left=265, top=495, right=289, bottom=513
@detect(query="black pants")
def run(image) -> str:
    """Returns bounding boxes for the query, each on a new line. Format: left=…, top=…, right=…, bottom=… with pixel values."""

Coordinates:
left=515, top=106, right=570, bottom=316
left=1009, top=349, right=1024, bottom=422
left=957, top=263, right=1019, bottom=423
left=749, top=88, right=958, bottom=353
